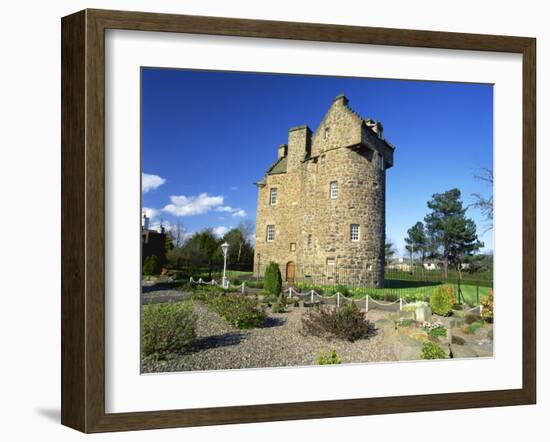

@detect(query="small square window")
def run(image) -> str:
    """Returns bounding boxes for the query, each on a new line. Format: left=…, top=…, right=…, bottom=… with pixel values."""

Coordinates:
left=290, top=242, right=296, bottom=252
left=266, top=225, right=275, bottom=242
left=330, top=181, right=338, bottom=199
left=270, top=188, right=278, bottom=205
left=350, top=224, right=360, bottom=242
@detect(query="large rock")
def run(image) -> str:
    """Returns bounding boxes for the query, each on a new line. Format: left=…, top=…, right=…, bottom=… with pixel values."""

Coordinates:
left=392, top=335, right=424, bottom=361
left=450, top=343, right=478, bottom=359
left=415, top=305, right=432, bottom=322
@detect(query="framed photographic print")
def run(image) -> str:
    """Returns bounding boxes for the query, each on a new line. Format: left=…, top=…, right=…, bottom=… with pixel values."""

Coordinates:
left=61, top=9, right=536, bottom=433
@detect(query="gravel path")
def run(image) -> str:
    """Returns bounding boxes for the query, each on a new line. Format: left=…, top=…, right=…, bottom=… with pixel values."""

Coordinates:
left=142, top=302, right=395, bottom=373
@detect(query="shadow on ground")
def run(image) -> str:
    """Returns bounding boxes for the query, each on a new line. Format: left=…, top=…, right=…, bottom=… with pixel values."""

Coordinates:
left=189, top=331, right=247, bottom=352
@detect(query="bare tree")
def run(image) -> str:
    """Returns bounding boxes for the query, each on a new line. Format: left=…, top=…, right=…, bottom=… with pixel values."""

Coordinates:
left=471, top=167, right=493, bottom=234
left=237, top=220, right=255, bottom=262
left=172, top=221, right=186, bottom=247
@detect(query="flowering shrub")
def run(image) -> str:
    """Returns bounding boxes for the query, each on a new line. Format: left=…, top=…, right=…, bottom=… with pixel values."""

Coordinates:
left=481, top=289, right=494, bottom=323
left=422, top=319, right=447, bottom=337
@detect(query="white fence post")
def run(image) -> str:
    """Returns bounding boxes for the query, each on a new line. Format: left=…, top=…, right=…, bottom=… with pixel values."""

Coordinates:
left=479, top=304, right=483, bottom=316
left=288, top=287, right=293, bottom=298
left=241, top=282, right=245, bottom=294
left=399, top=298, right=403, bottom=311
left=337, top=292, right=340, bottom=308
left=365, top=295, right=369, bottom=312
left=311, top=290, right=314, bottom=303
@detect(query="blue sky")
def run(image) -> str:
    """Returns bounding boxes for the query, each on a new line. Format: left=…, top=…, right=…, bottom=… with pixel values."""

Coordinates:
left=141, top=68, right=493, bottom=254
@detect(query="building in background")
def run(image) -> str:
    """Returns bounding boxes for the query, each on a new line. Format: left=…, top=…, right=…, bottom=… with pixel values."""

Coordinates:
left=141, top=213, right=166, bottom=266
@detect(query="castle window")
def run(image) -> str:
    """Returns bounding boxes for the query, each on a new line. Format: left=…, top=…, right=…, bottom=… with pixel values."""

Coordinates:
left=269, top=188, right=278, bottom=205
left=330, top=181, right=338, bottom=199
left=266, top=225, right=275, bottom=242
left=327, top=258, right=335, bottom=278
left=377, top=153, right=384, bottom=171
left=350, top=224, right=360, bottom=242
left=324, top=127, right=330, bottom=139
left=290, top=242, right=296, bottom=252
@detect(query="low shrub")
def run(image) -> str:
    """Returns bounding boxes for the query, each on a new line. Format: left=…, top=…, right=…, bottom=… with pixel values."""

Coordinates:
left=141, top=301, right=197, bottom=360
left=208, top=294, right=267, bottom=329
left=317, top=349, right=342, bottom=365
left=271, top=301, right=286, bottom=313
left=429, top=284, right=455, bottom=316
left=466, top=320, right=484, bottom=334
left=481, top=289, right=494, bottom=323
left=230, top=277, right=242, bottom=286
left=422, top=319, right=446, bottom=337
left=264, top=262, right=282, bottom=295
left=259, top=291, right=278, bottom=307
left=143, top=255, right=160, bottom=276
left=420, top=341, right=446, bottom=360
left=301, top=303, right=375, bottom=342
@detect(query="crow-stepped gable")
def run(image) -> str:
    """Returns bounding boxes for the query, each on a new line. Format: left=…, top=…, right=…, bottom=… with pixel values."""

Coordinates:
left=254, top=94, right=395, bottom=287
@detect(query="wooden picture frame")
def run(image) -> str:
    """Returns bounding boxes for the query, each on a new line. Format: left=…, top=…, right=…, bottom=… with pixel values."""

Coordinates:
left=61, top=8, right=536, bottom=433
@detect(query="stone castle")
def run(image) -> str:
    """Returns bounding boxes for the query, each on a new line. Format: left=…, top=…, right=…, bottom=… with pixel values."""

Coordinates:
left=253, top=95, right=394, bottom=288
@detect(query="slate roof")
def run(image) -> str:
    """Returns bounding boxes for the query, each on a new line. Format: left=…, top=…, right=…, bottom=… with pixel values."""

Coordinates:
left=266, top=156, right=288, bottom=175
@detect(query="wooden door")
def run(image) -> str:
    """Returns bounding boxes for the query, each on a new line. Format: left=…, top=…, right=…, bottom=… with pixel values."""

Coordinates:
left=286, top=261, right=296, bottom=282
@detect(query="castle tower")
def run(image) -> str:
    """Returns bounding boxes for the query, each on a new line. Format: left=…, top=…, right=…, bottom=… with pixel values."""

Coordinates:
left=254, top=95, right=394, bottom=288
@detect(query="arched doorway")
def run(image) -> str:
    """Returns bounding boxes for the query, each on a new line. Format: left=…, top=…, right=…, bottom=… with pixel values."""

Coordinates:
left=286, top=261, right=296, bottom=282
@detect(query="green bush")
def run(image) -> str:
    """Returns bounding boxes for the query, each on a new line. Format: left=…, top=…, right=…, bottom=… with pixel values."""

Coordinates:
left=301, top=303, right=375, bottom=342
left=420, top=341, right=446, bottom=360
left=481, top=289, right=494, bottom=323
left=141, top=301, right=197, bottom=360
left=317, top=349, right=342, bottom=365
left=427, top=326, right=447, bottom=337
left=429, top=284, right=455, bottom=316
left=466, top=320, right=484, bottom=334
left=143, top=255, right=160, bottom=276
left=230, top=277, right=242, bottom=286
left=272, top=300, right=286, bottom=313
left=208, top=294, right=266, bottom=329
left=264, top=262, right=282, bottom=295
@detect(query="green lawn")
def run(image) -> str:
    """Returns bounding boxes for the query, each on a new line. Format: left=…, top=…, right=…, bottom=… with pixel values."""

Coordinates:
left=296, top=279, right=491, bottom=305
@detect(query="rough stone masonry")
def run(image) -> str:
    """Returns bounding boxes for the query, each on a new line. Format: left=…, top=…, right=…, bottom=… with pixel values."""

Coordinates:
left=254, top=95, right=395, bottom=288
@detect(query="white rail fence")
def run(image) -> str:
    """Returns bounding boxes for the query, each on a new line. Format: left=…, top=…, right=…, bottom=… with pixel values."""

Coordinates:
left=189, top=277, right=246, bottom=293
left=284, top=287, right=483, bottom=315
left=187, top=278, right=483, bottom=315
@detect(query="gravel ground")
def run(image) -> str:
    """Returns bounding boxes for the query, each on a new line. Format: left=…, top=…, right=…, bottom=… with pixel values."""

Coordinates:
left=142, top=302, right=396, bottom=373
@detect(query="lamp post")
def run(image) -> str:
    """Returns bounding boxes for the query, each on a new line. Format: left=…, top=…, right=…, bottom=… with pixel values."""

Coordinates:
left=221, top=242, right=229, bottom=289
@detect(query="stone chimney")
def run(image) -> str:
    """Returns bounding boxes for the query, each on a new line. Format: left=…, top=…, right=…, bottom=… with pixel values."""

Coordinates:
left=287, top=125, right=311, bottom=171
left=365, top=119, right=384, bottom=139
left=277, top=144, right=287, bottom=159
left=333, top=93, right=349, bottom=107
